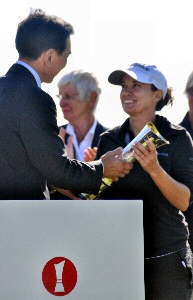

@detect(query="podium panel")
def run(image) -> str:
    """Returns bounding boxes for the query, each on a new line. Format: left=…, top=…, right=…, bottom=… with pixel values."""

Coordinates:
left=0, top=200, right=144, bottom=299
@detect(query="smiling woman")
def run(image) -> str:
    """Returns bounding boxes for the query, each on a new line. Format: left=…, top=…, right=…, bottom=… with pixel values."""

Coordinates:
left=95, top=62, right=193, bottom=300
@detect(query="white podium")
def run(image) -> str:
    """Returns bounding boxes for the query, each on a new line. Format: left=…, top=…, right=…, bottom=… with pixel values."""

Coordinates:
left=0, top=200, right=144, bottom=299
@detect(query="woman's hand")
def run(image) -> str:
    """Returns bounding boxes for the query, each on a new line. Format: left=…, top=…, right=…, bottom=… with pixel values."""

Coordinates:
left=84, top=147, right=98, bottom=162
left=52, top=186, right=81, bottom=200
left=59, top=127, right=74, bottom=159
left=132, top=139, right=161, bottom=176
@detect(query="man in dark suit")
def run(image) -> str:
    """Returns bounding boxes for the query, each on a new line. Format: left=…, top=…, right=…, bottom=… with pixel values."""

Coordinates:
left=0, top=9, right=132, bottom=200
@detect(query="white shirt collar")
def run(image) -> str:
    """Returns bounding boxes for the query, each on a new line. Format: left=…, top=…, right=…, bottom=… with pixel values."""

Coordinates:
left=66, top=118, right=97, bottom=136
left=66, top=119, right=97, bottom=161
left=16, top=60, right=42, bottom=88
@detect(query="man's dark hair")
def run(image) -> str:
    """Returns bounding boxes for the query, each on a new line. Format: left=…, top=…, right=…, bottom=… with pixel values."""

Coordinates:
left=15, top=9, right=74, bottom=60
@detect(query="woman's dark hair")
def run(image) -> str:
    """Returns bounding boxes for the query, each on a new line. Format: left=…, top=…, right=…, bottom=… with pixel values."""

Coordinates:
left=151, top=85, right=174, bottom=111
left=15, top=9, right=74, bottom=60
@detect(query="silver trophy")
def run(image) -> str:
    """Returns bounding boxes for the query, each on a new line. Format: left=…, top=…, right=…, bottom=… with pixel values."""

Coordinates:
left=80, top=122, right=169, bottom=200
left=121, top=122, right=169, bottom=162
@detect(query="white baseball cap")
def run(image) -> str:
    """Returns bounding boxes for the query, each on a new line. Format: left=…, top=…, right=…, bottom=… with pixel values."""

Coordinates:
left=108, top=63, right=168, bottom=99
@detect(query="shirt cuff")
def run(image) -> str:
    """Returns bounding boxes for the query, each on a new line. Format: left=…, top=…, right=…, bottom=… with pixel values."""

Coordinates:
left=101, top=160, right=104, bottom=174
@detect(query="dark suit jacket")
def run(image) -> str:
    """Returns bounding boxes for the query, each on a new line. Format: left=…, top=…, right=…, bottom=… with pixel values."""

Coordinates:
left=0, top=64, right=103, bottom=199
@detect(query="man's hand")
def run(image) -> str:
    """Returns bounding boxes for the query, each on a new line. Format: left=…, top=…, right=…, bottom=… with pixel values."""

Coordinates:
left=101, top=147, right=133, bottom=181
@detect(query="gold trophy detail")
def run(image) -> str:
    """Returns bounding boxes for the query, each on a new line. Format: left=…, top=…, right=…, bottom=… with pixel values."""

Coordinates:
left=80, top=122, right=169, bottom=200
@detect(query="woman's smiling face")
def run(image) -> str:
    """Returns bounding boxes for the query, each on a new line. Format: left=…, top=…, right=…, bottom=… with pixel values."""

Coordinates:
left=120, top=74, right=159, bottom=117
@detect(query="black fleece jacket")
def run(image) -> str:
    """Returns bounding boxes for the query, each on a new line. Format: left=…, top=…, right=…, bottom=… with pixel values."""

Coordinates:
left=96, top=115, right=193, bottom=257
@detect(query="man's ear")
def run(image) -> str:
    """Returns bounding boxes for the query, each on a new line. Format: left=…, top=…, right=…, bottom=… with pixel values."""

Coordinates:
left=44, top=49, right=56, bottom=66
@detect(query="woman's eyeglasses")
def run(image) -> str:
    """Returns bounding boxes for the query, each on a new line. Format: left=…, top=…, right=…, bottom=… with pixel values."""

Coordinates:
left=56, top=93, right=79, bottom=101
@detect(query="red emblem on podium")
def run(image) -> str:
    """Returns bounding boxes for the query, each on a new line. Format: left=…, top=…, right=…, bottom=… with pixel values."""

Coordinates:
left=42, top=257, right=78, bottom=296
